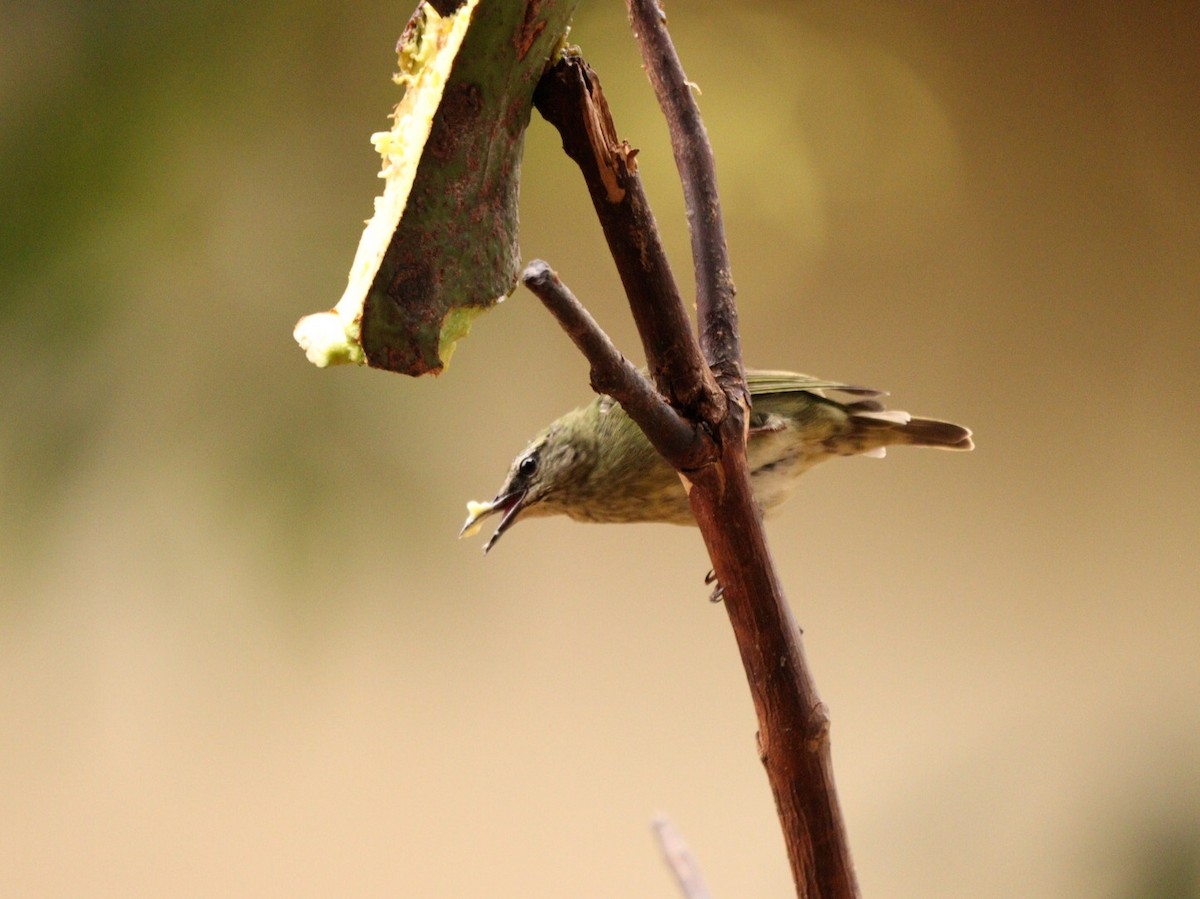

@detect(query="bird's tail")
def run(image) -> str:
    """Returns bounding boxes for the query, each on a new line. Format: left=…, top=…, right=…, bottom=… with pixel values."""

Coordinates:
left=843, top=399, right=974, bottom=455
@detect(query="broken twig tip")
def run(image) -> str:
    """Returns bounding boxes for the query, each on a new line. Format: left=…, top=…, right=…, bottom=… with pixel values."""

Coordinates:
left=521, top=259, right=554, bottom=288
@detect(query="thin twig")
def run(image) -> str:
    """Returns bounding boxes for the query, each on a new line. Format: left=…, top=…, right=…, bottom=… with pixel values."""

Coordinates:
left=521, top=261, right=702, bottom=465
left=626, top=0, right=742, bottom=397
left=653, top=815, right=715, bottom=899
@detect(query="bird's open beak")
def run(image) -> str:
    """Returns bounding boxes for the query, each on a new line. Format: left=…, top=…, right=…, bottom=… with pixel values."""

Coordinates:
left=458, top=490, right=528, bottom=554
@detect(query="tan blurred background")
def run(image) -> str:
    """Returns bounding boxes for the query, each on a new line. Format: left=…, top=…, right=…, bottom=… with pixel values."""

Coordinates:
left=2, top=2, right=1197, bottom=896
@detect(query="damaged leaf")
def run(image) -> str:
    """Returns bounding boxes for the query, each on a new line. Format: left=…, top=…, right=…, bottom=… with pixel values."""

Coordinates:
left=295, top=0, right=580, bottom=375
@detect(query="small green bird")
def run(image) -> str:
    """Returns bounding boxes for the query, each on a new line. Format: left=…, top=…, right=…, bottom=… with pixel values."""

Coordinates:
left=460, top=370, right=972, bottom=553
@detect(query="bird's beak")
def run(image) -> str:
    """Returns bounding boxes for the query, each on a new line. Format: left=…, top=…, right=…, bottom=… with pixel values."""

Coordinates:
left=458, top=490, right=528, bottom=554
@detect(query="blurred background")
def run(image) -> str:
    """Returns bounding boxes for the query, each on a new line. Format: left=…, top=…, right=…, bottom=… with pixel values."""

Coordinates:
left=2, top=1, right=1197, bottom=896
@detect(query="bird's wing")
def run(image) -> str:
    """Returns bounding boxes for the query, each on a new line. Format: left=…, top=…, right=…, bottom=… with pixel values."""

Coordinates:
left=745, top=370, right=883, bottom=398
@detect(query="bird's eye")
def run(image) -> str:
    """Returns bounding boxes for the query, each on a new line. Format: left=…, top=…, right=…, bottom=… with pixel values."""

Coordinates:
left=518, top=454, right=538, bottom=478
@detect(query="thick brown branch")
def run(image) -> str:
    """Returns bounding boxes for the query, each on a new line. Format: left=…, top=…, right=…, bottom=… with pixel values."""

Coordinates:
left=626, top=7, right=859, bottom=896
left=686, top=457, right=858, bottom=899
left=531, top=31, right=859, bottom=899
left=533, top=56, right=725, bottom=426
left=626, top=0, right=742, bottom=397
left=521, top=261, right=704, bottom=466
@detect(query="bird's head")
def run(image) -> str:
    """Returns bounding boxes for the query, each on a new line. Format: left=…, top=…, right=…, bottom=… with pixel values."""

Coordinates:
left=459, top=415, right=595, bottom=553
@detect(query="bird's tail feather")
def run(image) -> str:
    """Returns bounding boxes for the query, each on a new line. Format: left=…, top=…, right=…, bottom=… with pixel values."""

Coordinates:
left=846, top=400, right=974, bottom=452
left=894, top=416, right=974, bottom=450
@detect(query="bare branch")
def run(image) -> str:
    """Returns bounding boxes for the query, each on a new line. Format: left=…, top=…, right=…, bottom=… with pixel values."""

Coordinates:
left=622, top=7, right=860, bottom=895
left=626, top=0, right=742, bottom=397
left=684, top=459, right=859, bottom=898
left=530, top=25, right=859, bottom=897
left=533, top=56, right=725, bottom=426
left=521, top=261, right=703, bottom=466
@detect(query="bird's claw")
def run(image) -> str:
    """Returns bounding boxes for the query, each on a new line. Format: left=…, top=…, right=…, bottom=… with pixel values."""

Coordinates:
left=704, top=569, right=724, bottom=603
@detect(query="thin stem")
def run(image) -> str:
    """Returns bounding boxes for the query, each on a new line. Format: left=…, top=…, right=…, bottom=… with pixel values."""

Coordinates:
left=626, top=0, right=742, bottom=397
left=653, top=816, right=716, bottom=899
left=521, top=261, right=703, bottom=466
